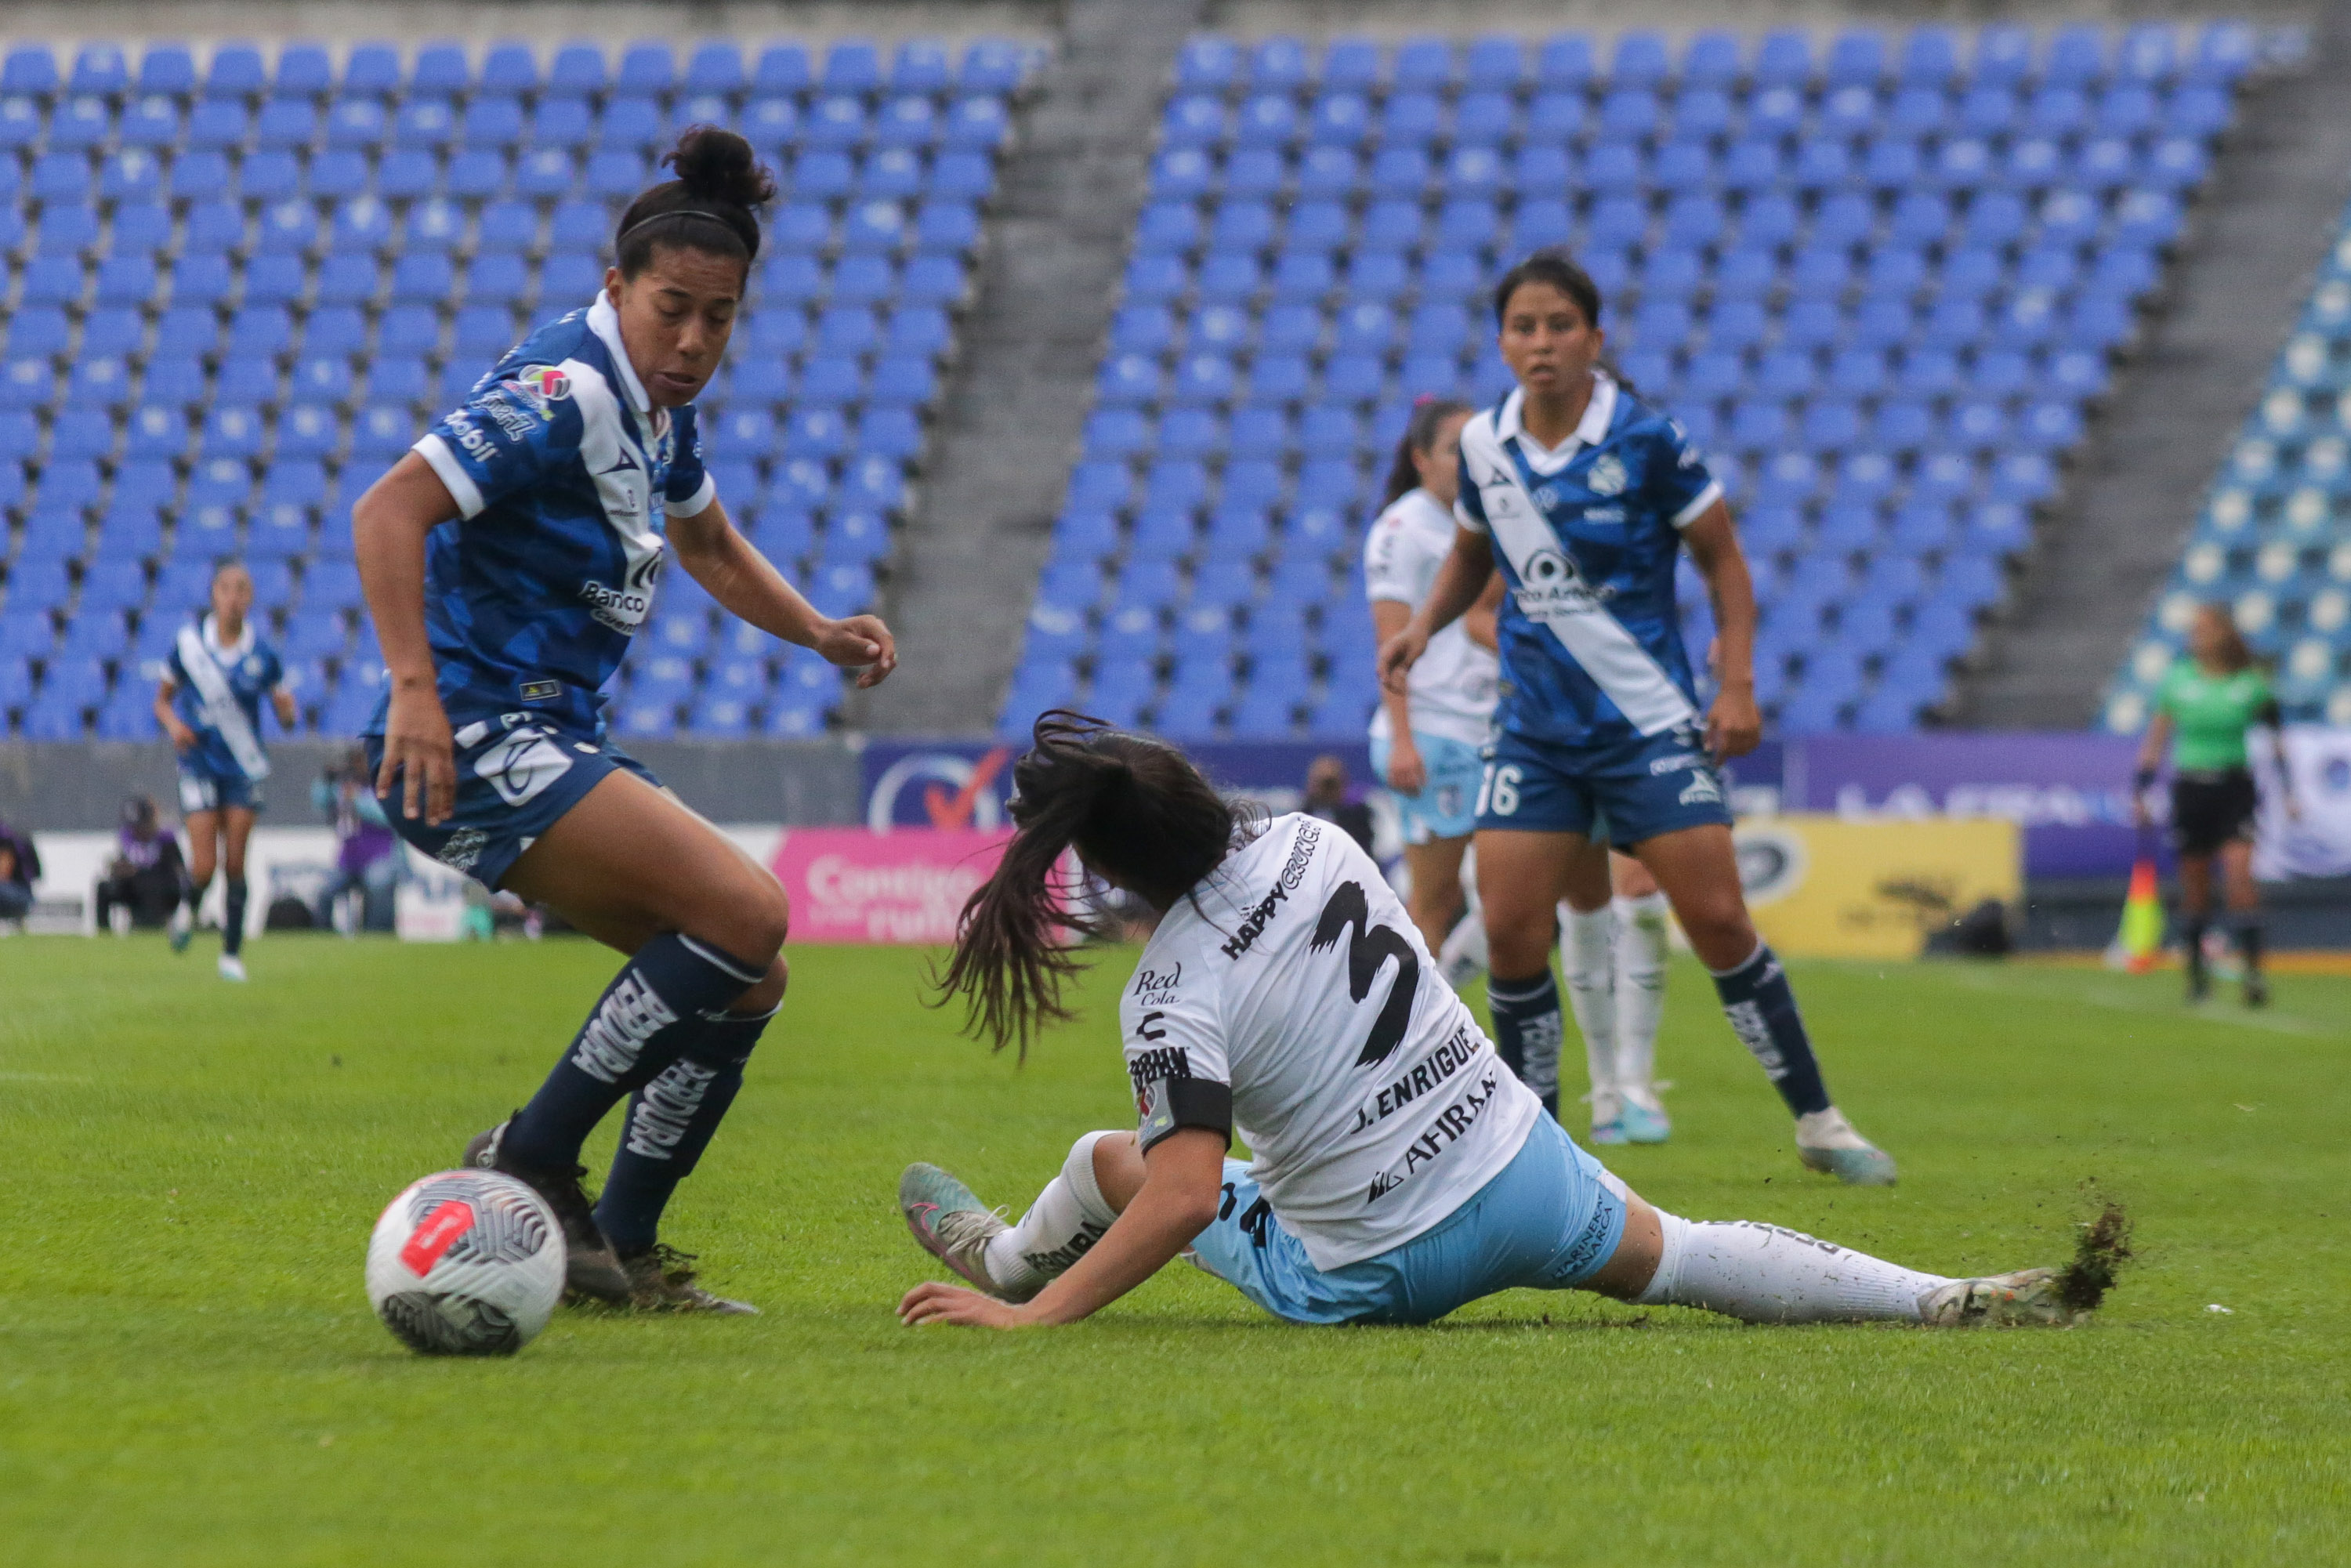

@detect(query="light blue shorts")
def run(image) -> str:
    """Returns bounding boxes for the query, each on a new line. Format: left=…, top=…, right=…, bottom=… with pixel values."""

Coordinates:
left=1189, top=1115, right=1627, bottom=1326
left=1371, top=730, right=1486, bottom=846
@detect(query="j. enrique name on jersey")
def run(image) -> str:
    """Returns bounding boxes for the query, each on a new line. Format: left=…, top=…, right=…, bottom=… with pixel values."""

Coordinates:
left=1344, top=1021, right=1486, bottom=1137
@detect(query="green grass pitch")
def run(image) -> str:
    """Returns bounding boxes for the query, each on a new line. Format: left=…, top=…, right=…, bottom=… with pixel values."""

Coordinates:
left=2, top=935, right=2346, bottom=1565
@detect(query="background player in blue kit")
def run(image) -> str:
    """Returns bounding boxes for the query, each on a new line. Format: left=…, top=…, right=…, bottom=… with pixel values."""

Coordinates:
left=154, top=559, right=296, bottom=982
left=1379, top=249, right=1895, bottom=1186
left=353, top=128, right=897, bottom=1311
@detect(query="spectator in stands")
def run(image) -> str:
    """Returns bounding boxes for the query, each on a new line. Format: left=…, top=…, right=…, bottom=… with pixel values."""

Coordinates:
left=312, top=746, right=400, bottom=933
left=2132, top=603, right=2297, bottom=1008
left=1301, top=754, right=1374, bottom=856
left=95, top=795, right=188, bottom=932
left=0, top=813, right=38, bottom=925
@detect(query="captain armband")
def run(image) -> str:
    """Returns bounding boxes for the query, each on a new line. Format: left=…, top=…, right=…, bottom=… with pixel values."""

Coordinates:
left=1135, top=1076, right=1233, bottom=1153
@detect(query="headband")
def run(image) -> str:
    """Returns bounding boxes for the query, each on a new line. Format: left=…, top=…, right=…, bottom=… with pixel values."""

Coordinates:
left=616, top=205, right=759, bottom=257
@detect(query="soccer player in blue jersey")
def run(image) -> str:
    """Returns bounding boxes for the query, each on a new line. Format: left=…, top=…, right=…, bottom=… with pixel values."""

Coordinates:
left=154, top=559, right=297, bottom=982
left=1378, top=249, right=1896, bottom=1185
left=353, top=129, right=897, bottom=1311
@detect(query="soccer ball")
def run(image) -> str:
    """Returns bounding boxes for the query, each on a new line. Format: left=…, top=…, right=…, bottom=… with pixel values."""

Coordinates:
left=365, top=1171, right=565, bottom=1356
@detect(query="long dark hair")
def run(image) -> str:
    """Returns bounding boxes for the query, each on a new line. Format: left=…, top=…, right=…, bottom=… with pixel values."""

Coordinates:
left=934, top=711, right=1255, bottom=1056
left=1380, top=397, right=1473, bottom=509
left=614, top=125, right=777, bottom=279
left=2195, top=603, right=2255, bottom=673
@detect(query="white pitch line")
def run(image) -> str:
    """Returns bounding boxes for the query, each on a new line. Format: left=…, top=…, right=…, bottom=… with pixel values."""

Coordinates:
left=1923, top=967, right=2344, bottom=1038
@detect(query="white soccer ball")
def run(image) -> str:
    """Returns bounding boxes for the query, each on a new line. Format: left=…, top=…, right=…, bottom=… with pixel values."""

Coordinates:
left=365, top=1170, right=565, bottom=1356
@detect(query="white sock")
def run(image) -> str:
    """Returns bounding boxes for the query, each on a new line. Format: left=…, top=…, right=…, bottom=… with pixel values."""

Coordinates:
left=1612, top=893, right=1671, bottom=1109
left=1559, top=903, right=1618, bottom=1121
left=982, top=1130, right=1121, bottom=1297
left=1634, top=1210, right=1951, bottom=1324
left=1438, top=909, right=1489, bottom=989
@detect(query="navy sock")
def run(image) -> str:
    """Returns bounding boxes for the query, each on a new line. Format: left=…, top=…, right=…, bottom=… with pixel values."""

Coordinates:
left=2183, top=916, right=2210, bottom=986
left=222, top=877, right=247, bottom=958
left=593, top=1006, right=774, bottom=1255
left=1486, top=970, right=1563, bottom=1119
left=2232, top=914, right=2264, bottom=973
left=1709, top=943, right=1831, bottom=1117
left=502, top=932, right=767, bottom=1172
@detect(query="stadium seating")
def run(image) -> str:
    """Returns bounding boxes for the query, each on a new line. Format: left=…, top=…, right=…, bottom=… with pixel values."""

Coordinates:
left=2103, top=194, right=2351, bottom=730
left=0, top=34, right=1036, bottom=740
left=1005, top=22, right=2254, bottom=740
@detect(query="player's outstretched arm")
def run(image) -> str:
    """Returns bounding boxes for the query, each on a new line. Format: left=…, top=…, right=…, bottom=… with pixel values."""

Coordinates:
left=353, top=454, right=462, bottom=824
left=1379, top=527, right=1494, bottom=694
left=1682, top=502, right=1761, bottom=762
left=898, top=1128, right=1224, bottom=1329
left=668, top=497, right=897, bottom=689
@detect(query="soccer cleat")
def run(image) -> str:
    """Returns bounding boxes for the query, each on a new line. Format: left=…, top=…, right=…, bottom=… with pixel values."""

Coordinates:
left=1918, top=1268, right=2076, bottom=1328
left=168, top=907, right=193, bottom=954
left=619, top=1244, right=758, bottom=1314
left=898, top=1161, right=1031, bottom=1302
left=1795, top=1106, right=1897, bottom=1186
left=463, top=1117, right=633, bottom=1305
left=1616, top=1099, right=1672, bottom=1145
left=217, top=954, right=247, bottom=982
left=1588, top=1117, right=1628, bottom=1146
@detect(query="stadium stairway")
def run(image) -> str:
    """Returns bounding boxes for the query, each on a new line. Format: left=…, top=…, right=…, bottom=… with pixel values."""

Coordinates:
left=995, top=22, right=2262, bottom=743
left=858, top=0, right=1204, bottom=734
left=1961, top=16, right=2351, bottom=729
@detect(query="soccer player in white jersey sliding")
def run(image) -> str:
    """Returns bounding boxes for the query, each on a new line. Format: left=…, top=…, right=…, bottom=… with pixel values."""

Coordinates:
left=1380, top=249, right=1895, bottom=1184
left=893, top=714, right=2096, bottom=1331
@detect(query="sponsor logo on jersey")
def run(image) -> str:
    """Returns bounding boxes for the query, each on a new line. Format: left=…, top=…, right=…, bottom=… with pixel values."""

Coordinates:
left=1363, top=1069, right=1504, bottom=1203
left=1581, top=505, right=1625, bottom=524
left=1679, top=771, right=1724, bottom=806
left=1127, top=1046, right=1192, bottom=1096
left=1647, top=751, right=1705, bottom=775
left=1346, top=1023, right=1480, bottom=1135
left=1585, top=453, right=1628, bottom=496
left=1216, top=821, right=1323, bottom=960
left=480, top=393, right=540, bottom=443
left=579, top=578, right=654, bottom=634
left=1132, top=961, right=1183, bottom=1005
left=509, top=365, right=571, bottom=406
left=446, top=411, right=497, bottom=464
left=1509, top=545, right=1613, bottom=617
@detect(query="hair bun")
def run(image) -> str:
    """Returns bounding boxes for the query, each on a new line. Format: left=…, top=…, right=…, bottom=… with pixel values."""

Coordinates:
left=664, top=125, right=777, bottom=211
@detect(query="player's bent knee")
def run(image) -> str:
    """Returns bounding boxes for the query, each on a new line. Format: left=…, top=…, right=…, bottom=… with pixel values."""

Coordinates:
left=735, top=954, right=788, bottom=1014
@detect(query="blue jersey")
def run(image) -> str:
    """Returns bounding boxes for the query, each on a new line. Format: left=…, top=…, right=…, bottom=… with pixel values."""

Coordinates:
left=166, top=614, right=284, bottom=781
left=1453, top=375, right=1724, bottom=750
left=390, top=293, right=715, bottom=733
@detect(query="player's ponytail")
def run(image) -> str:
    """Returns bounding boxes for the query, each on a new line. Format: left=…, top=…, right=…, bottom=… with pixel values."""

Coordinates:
left=615, top=126, right=777, bottom=278
left=1379, top=396, right=1473, bottom=510
left=935, top=712, right=1254, bottom=1056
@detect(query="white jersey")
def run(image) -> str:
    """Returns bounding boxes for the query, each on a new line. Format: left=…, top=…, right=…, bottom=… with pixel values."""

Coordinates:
left=1121, top=813, right=1541, bottom=1270
left=1364, top=487, right=1500, bottom=748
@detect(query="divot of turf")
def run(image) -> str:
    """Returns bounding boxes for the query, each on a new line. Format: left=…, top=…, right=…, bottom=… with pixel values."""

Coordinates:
left=2057, top=1200, right=2135, bottom=1315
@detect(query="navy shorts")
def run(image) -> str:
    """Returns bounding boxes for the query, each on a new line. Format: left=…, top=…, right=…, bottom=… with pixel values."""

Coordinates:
left=366, top=712, right=659, bottom=891
left=1473, top=725, right=1733, bottom=846
left=177, top=760, right=264, bottom=814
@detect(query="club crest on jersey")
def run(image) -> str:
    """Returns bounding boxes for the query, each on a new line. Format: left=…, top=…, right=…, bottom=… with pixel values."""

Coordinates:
left=1585, top=453, right=1628, bottom=496
left=509, top=365, right=571, bottom=406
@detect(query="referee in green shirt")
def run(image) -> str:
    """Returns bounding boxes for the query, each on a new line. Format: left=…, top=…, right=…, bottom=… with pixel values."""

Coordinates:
left=2132, top=604, right=2298, bottom=1006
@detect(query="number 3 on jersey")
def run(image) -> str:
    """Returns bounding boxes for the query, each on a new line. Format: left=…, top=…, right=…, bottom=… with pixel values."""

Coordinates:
left=1476, top=763, right=1522, bottom=817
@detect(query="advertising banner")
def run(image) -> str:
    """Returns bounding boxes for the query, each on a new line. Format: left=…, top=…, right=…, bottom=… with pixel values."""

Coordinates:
left=2253, top=727, right=2351, bottom=880
left=859, top=737, right=1375, bottom=831
left=767, top=826, right=1012, bottom=944
left=1737, top=813, right=2023, bottom=960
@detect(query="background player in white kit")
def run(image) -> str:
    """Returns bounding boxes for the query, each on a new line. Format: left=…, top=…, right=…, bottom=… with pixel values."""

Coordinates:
left=1364, top=397, right=1499, bottom=955
left=893, top=713, right=2099, bottom=1332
